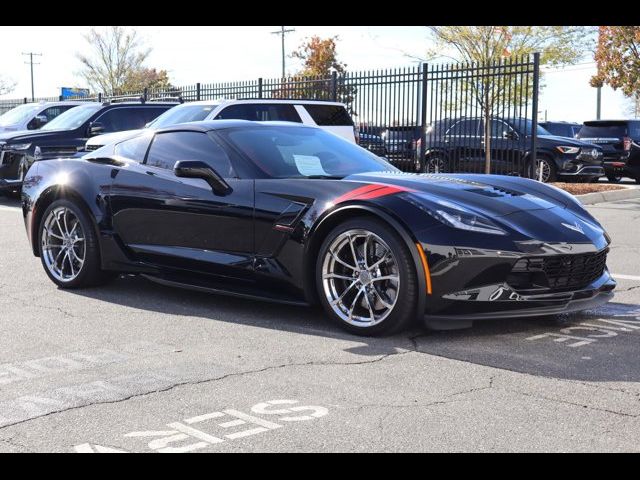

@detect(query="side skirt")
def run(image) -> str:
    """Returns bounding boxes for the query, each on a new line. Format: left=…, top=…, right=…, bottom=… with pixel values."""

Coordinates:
left=140, top=274, right=310, bottom=307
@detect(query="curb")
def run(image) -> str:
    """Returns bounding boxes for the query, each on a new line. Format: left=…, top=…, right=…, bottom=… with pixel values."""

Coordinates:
left=576, top=186, right=640, bottom=205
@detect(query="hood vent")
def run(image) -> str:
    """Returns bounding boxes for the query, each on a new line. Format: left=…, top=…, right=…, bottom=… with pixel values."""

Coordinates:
left=465, top=186, right=524, bottom=198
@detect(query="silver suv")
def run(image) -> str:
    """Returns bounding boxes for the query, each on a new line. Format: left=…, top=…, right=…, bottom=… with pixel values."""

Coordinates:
left=85, top=99, right=356, bottom=151
left=0, top=101, right=85, bottom=133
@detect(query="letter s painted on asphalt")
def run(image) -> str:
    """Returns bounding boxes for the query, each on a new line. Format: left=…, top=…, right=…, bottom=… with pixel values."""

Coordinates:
left=251, top=400, right=329, bottom=422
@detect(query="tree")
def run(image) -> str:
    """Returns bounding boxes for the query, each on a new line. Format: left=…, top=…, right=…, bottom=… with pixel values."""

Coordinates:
left=76, top=26, right=151, bottom=95
left=120, top=67, right=175, bottom=93
left=0, top=75, right=16, bottom=95
left=590, top=26, right=640, bottom=114
left=274, top=36, right=354, bottom=107
left=426, top=26, right=592, bottom=173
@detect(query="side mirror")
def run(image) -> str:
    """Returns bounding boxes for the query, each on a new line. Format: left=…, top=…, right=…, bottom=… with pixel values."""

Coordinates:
left=503, top=130, right=518, bottom=140
left=34, top=114, right=48, bottom=128
left=88, top=121, right=105, bottom=136
left=174, top=160, right=231, bottom=196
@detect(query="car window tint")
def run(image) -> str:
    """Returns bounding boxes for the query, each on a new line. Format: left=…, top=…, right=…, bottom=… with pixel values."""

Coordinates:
left=630, top=122, right=640, bottom=139
left=95, top=107, right=169, bottom=133
left=447, top=119, right=480, bottom=136
left=488, top=119, right=512, bottom=138
left=114, top=134, right=153, bottom=163
left=303, top=104, right=353, bottom=126
left=146, top=131, right=234, bottom=177
left=42, top=105, right=74, bottom=122
left=215, top=103, right=302, bottom=122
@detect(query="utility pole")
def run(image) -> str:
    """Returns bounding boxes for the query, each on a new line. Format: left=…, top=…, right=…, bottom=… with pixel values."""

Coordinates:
left=271, top=26, right=295, bottom=78
left=22, top=52, right=42, bottom=101
left=596, top=86, right=602, bottom=120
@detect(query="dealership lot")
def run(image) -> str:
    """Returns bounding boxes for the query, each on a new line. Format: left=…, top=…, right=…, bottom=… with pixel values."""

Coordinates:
left=0, top=194, right=639, bottom=452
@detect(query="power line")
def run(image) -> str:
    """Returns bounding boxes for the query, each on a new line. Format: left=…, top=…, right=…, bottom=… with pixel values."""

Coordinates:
left=22, top=52, right=42, bottom=101
left=271, top=26, right=295, bottom=78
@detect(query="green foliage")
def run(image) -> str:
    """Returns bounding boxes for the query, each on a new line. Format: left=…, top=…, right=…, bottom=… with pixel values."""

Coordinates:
left=76, top=26, right=152, bottom=95
left=590, top=26, right=640, bottom=97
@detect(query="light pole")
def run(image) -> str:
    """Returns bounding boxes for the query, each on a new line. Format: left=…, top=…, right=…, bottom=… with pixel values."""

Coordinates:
left=22, top=52, right=42, bottom=101
left=271, top=26, right=295, bottom=78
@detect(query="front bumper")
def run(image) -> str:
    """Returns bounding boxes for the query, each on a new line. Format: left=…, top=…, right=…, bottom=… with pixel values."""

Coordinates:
left=0, top=178, right=22, bottom=191
left=558, top=165, right=604, bottom=178
left=424, top=270, right=614, bottom=325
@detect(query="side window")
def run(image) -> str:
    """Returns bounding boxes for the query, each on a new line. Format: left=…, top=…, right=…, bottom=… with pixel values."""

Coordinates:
left=42, top=105, right=74, bottom=122
left=488, top=119, right=513, bottom=138
left=141, top=107, right=169, bottom=126
left=114, top=134, right=153, bottom=163
left=145, top=131, right=234, bottom=177
left=630, top=122, right=640, bottom=140
left=214, top=104, right=302, bottom=123
left=303, top=105, right=353, bottom=126
left=446, top=119, right=480, bottom=136
left=95, top=108, right=166, bottom=133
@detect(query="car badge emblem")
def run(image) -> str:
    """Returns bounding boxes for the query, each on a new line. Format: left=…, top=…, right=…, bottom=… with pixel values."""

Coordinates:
left=561, top=221, right=584, bottom=234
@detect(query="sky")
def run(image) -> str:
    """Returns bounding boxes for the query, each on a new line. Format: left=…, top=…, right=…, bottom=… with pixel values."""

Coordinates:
left=0, top=25, right=630, bottom=122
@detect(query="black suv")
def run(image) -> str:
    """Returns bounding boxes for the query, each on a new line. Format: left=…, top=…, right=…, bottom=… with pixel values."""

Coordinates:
left=418, top=117, right=604, bottom=183
left=576, top=120, right=640, bottom=183
left=539, top=121, right=582, bottom=138
left=0, top=100, right=176, bottom=193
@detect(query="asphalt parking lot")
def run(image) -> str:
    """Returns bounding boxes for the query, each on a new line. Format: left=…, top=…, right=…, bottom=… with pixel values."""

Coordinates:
left=0, top=193, right=639, bottom=452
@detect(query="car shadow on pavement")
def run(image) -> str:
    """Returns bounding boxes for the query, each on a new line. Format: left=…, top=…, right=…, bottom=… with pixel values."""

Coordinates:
left=68, top=274, right=640, bottom=383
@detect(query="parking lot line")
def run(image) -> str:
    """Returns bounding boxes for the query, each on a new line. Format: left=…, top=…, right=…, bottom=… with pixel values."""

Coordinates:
left=613, top=273, right=640, bottom=282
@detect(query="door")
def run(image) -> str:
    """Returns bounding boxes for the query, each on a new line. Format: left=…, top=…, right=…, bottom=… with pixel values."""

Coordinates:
left=109, top=130, right=255, bottom=281
left=483, top=118, right=520, bottom=174
left=444, top=118, right=483, bottom=172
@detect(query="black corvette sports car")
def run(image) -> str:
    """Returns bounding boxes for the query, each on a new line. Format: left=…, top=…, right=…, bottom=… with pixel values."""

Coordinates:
left=21, top=120, right=615, bottom=335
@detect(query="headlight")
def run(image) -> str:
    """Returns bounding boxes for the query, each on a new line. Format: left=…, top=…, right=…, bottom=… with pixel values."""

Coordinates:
left=409, top=193, right=507, bottom=235
left=8, top=143, right=31, bottom=151
left=556, top=146, right=580, bottom=154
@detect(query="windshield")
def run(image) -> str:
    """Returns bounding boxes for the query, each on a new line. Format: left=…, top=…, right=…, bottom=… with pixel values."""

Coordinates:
left=221, top=126, right=399, bottom=179
left=0, top=104, right=39, bottom=126
left=41, top=103, right=102, bottom=131
left=148, top=104, right=217, bottom=128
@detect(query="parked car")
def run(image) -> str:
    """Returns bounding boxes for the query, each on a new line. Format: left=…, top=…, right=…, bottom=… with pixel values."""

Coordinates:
left=0, top=101, right=84, bottom=133
left=357, top=132, right=387, bottom=157
left=22, top=121, right=614, bottom=335
left=417, top=117, right=603, bottom=183
left=0, top=100, right=177, bottom=194
left=84, top=99, right=356, bottom=152
left=539, top=121, right=582, bottom=139
left=576, top=120, right=640, bottom=183
left=380, top=126, right=421, bottom=159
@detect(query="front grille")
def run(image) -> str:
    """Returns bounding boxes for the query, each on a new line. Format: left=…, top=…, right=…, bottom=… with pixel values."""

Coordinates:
left=509, top=248, right=608, bottom=292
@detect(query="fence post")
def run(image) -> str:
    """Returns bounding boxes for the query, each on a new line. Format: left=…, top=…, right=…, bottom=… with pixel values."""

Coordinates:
left=98, top=93, right=102, bottom=103
left=331, top=71, right=338, bottom=101
left=196, top=83, right=201, bottom=101
left=143, top=88, right=148, bottom=102
left=419, top=63, right=428, bottom=172
left=531, top=52, right=541, bottom=180
left=258, top=78, right=263, bottom=99
left=24, top=97, right=27, bottom=104
left=59, top=95, right=63, bottom=101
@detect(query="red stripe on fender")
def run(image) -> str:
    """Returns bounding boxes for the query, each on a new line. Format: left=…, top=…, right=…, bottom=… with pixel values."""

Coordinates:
left=353, top=185, right=413, bottom=200
left=333, top=184, right=388, bottom=204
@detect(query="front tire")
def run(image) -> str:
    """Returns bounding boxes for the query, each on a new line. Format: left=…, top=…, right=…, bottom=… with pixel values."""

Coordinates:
left=38, top=199, right=112, bottom=289
left=315, top=218, right=418, bottom=336
left=422, top=155, right=448, bottom=173
left=606, top=175, right=622, bottom=183
left=533, top=156, right=557, bottom=183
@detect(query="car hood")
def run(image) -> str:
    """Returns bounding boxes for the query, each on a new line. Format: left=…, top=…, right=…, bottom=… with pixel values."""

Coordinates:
left=0, top=129, right=69, bottom=144
left=0, top=124, right=20, bottom=133
left=538, top=134, right=599, bottom=148
left=345, top=172, right=606, bottom=244
left=86, top=129, right=145, bottom=147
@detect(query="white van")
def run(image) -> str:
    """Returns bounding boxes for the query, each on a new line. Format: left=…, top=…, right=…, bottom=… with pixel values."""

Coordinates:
left=0, top=101, right=85, bottom=133
left=85, top=99, right=355, bottom=151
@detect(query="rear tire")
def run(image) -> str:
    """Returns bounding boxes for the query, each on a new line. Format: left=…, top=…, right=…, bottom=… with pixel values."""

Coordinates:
left=315, top=218, right=418, bottom=336
left=607, top=175, right=622, bottom=183
left=38, top=199, right=114, bottom=289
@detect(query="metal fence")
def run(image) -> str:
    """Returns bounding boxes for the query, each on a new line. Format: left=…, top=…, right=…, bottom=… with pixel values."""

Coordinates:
left=0, top=54, right=540, bottom=176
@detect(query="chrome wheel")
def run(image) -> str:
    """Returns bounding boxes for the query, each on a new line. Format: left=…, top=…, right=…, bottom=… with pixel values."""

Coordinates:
left=321, top=229, right=400, bottom=327
left=535, top=159, right=552, bottom=183
left=424, top=156, right=445, bottom=173
left=41, top=207, right=86, bottom=283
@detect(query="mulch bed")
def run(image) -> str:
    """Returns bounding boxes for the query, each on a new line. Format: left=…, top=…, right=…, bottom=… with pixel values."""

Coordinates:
left=550, top=182, right=626, bottom=196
